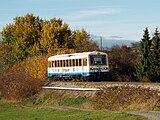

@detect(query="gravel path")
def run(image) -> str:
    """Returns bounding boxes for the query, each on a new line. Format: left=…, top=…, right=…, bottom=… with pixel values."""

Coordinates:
left=126, top=111, right=160, bottom=120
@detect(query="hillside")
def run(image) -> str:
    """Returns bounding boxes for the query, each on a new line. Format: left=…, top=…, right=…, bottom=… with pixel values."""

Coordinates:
left=90, top=34, right=137, bottom=48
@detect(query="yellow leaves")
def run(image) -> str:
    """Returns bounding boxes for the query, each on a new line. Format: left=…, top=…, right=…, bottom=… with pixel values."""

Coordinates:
left=24, top=55, right=48, bottom=80
left=10, top=55, right=48, bottom=80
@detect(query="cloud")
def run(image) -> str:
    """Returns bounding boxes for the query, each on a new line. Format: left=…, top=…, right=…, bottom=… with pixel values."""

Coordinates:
left=0, top=9, right=31, bottom=11
left=109, top=36, right=123, bottom=39
left=66, top=7, right=124, bottom=19
left=68, top=20, right=109, bottom=27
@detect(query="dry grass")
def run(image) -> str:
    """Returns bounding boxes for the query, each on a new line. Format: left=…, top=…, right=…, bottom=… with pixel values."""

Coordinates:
left=89, top=86, right=160, bottom=111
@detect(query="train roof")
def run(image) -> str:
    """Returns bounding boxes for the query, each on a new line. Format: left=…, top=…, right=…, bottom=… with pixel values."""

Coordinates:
left=48, top=51, right=107, bottom=61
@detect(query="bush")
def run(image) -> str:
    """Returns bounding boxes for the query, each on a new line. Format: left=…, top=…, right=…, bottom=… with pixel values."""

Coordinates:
left=90, top=86, right=160, bottom=111
left=0, top=70, right=42, bottom=101
left=109, top=45, right=137, bottom=81
left=10, top=55, right=48, bottom=80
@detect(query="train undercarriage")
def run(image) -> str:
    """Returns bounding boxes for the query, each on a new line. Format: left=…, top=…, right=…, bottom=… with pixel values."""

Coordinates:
left=48, top=72, right=109, bottom=82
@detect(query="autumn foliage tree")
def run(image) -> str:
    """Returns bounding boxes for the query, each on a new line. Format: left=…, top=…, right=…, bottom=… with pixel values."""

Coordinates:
left=1, top=14, right=42, bottom=68
left=1, top=14, right=97, bottom=70
left=40, top=18, right=74, bottom=54
left=73, top=29, right=98, bottom=52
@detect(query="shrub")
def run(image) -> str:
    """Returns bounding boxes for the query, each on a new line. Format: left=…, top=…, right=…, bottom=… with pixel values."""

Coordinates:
left=0, top=70, right=42, bottom=101
left=90, top=86, right=160, bottom=111
left=109, top=45, right=137, bottom=81
left=10, top=55, right=48, bottom=80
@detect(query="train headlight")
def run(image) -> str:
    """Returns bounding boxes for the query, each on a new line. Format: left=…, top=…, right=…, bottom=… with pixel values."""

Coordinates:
left=90, top=68, right=94, bottom=70
left=104, top=67, right=107, bottom=70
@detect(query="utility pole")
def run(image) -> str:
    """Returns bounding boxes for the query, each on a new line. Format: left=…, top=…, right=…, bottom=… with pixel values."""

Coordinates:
left=100, top=36, right=102, bottom=50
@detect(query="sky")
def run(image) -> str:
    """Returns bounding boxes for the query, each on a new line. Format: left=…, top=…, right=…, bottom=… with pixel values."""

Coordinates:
left=0, top=0, right=160, bottom=41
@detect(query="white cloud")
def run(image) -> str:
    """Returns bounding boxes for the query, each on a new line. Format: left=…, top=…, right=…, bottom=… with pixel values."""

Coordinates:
left=65, top=7, right=124, bottom=19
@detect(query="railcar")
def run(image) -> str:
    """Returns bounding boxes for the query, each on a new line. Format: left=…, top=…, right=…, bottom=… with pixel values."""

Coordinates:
left=47, top=51, right=109, bottom=81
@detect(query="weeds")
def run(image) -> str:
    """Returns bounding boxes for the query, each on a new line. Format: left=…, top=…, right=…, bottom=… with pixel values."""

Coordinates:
left=90, top=86, right=160, bottom=111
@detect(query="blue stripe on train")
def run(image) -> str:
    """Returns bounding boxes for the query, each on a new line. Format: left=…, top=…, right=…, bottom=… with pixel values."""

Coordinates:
left=48, top=72, right=90, bottom=77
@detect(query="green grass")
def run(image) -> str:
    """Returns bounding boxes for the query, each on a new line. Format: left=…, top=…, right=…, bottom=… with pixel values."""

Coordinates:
left=63, top=96, right=90, bottom=106
left=33, top=92, right=90, bottom=107
left=0, top=103, right=146, bottom=120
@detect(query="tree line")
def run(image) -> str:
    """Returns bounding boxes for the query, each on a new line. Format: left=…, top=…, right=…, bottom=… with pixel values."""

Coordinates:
left=0, top=14, right=159, bottom=82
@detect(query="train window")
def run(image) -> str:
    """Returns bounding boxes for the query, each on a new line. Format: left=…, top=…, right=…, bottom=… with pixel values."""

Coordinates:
left=79, top=59, right=82, bottom=66
left=54, top=61, right=57, bottom=67
left=57, top=60, right=60, bottom=67
left=72, top=59, right=75, bottom=66
left=90, top=55, right=107, bottom=65
left=66, top=60, right=68, bottom=67
left=83, top=58, right=87, bottom=66
left=76, top=59, right=78, bottom=66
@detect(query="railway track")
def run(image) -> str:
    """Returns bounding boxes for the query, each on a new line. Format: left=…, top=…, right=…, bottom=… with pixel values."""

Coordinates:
left=43, top=81, right=160, bottom=92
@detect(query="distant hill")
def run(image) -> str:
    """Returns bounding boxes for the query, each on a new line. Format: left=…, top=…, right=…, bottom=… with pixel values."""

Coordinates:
left=90, top=34, right=137, bottom=48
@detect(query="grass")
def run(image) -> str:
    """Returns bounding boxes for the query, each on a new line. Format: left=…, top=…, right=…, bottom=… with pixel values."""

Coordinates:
left=32, top=91, right=90, bottom=107
left=63, top=96, right=90, bottom=106
left=0, top=103, right=146, bottom=120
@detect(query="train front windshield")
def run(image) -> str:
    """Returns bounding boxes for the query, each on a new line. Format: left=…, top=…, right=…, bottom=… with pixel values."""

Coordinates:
left=90, top=55, right=107, bottom=65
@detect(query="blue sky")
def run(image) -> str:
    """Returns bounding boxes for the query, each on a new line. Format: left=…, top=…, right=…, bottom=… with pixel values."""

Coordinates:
left=0, top=0, right=160, bottom=41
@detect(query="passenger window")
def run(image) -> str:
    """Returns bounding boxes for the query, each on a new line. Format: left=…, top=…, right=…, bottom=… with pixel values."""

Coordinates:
left=66, top=60, right=68, bottom=67
left=72, top=59, right=75, bottom=66
left=55, top=60, right=58, bottom=67
left=57, top=60, right=60, bottom=67
left=76, top=59, right=78, bottom=66
left=79, top=59, right=82, bottom=66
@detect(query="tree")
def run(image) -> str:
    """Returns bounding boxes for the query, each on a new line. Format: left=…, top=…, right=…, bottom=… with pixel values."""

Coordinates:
left=135, top=28, right=152, bottom=82
left=40, top=18, right=74, bottom=54
left=1, top=14, right=42, bottom=67
left=149, top=29, right=160, bottom=82
left=73, top=29, right=98, bottom=52
left=109, top=45, right=136, bottom=81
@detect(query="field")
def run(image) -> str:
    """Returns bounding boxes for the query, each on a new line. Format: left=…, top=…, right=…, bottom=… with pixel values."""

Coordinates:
left=0, top=103, right=146, bottom=120
left=0, top=82, right=160, bottom=120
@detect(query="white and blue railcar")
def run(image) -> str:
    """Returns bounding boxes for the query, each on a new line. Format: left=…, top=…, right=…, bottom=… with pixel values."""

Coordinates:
left=47, top=51, right=109, bottom=81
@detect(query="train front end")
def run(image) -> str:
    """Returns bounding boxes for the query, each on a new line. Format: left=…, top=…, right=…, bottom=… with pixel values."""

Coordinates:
left=88, top=52, right=109, bottom=81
